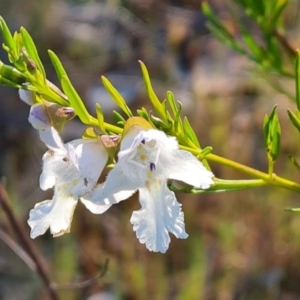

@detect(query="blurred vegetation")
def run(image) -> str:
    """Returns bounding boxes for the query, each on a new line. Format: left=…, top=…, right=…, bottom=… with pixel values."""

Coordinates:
left=2, top=0, right=300, bottom=300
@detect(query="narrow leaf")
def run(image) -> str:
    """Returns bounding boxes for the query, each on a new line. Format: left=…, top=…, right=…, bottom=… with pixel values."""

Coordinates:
left=270, top=115, right=281, bottom=161
left=61, top=75, right=90, bottom=124
left=48, top=50, right=67, bottom=82
left=96, top=103, right=107, bottom=134
left=0, top=16, right=15, bottom=55
left=113, top=110, right=126, bottom=126
left=295, top=50, right=300, bottom=111
left=271, top=0, right=289, bottom=26
left=287, top=109, right=300, bottom=132
left=101, top=76, right=133, bottom=117
left=167, top=91, right=178, bottom=116
left=288, top=155, right=300, bottom=172
left=183, top=116, right=200, bottom=148
left=138, top=60, right=167, bottom=123
left=20, top=27, right=46, bottom=80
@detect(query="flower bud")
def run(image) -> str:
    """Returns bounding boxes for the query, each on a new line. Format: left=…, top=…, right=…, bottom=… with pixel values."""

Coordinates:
left=44, top=103, right=76, bottom=132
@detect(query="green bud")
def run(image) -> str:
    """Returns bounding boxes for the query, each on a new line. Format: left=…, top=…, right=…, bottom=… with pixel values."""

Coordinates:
left=0, top=61, right=27, bottom=84
left=0, top=16, right=16, bottom=59
left=263, top=105, right=281, bottom=162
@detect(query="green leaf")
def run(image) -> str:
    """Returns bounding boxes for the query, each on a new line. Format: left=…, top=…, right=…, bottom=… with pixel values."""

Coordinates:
left=113, top=110, right=126, bottom=126
left=48, top=50, right=67, bottom=82
left=0, top=16, right=15, bottom=56
left=270, top=114, right=281, bottom=161
left=183, top=117, right=200, bottom=148
left=61, top=75, right=90, bottom=124
left=288, top=155, right=300, bottom=172
left=20, top=27, right=46, bottom=80
left=295, top=50, right=300, bottom=111
left=203, top=3, right=248, bottom=55
left=136, top=108, right=148, bottom=119
left=174, top=103, right=184, bottom=137
left=287, top=109, right=300, bottom=132
left=263, top=105, right=277, bottom=144
left=206, top=23, right=246, bottom=55
left=101, top=76, right=133, bottom=118
left=139, top=60, right=167, bottom=123
left=271, top=0, right=289, bottom=26
left=96, top=103, right=107, bottom=134
left=263, top=105, right=281, bottom=161
left=167, top=91, right=178, bottom=117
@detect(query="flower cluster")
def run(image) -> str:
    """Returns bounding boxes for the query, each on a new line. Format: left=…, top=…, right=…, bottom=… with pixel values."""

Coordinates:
left=20, top=91, right=214, bottom=253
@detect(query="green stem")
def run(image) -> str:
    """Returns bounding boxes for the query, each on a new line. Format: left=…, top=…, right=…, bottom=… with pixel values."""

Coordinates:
left=192, top=178, right=267, bottom=193
left=180, top=145, right=300, bottom=193
left=88, top=116, right=123, bottom=134
left=25, top=72, right=69, bottom=106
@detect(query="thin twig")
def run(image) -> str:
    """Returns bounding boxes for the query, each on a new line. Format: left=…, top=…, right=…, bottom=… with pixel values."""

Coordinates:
left=52, top=259, right=109, bottom=290
left=0, top=228, right=36, bottom=272
left=274, top=29, right=297, bottom=57
left=0, top=183, right=59, bottom=300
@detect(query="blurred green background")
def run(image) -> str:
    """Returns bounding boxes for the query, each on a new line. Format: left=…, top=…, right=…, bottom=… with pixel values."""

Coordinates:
left=1, top=0, right=300, bottom=299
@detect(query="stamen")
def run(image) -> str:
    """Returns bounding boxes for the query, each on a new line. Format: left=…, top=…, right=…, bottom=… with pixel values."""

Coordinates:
left=141, top=139, right=146, bottom=144
left=150, top=162, right=156, bottom=171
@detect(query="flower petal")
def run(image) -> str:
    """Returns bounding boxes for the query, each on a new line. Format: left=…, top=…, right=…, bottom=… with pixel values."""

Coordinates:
left=80, top=183, right=113, bottom=214
left=130, top=181, right=188, bottom=253
left=82, top=163, right=137, bottom=212
left=29, top=104, right=51, bottom=130
left=28, top=191, right=78, bottom=238
left=39, top=127, right=65, bottom=152
left=39, top=150, right=59, bottom=190
left=165, top=150, right=214, bottom=189
left=18, top=89, right=33, bottom=105
left=71, top=139, right=108, bottom=182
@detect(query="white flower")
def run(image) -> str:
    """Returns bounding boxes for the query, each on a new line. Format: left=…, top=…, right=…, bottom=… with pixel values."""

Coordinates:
left=84, top=127, right=214, bottom=253
left=28, top=127, right=108, bottom=238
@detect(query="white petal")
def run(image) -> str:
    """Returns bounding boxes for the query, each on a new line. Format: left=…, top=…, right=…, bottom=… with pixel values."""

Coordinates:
left=28, top=104, right=51, bottom=130
left=19, top=89, right=33, bottom=105
left=39, top=172, right=56, bottom=191
left=165, top=149, right=214, bottom=189
left=39, top=146, right=91, bottom=195
left=144, top=129, right=178, bottom=151
left=28, top=191, right=78, bottom=238
left=119, top=125, right=142, bottom=153
left=72, top=139, right=108, bottom=182
left=84, top=164, right=137, bottom=208
left=39, top=127, right=65, bottom=152
left=130, top=181, right=188, bottom=253
left=80, top=183, right=112, bottom=214
left=39, top=150, right=58, bottom=190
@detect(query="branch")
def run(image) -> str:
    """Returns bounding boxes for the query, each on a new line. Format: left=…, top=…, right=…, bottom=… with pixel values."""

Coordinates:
left=0, top=183, right=59, bottom=300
